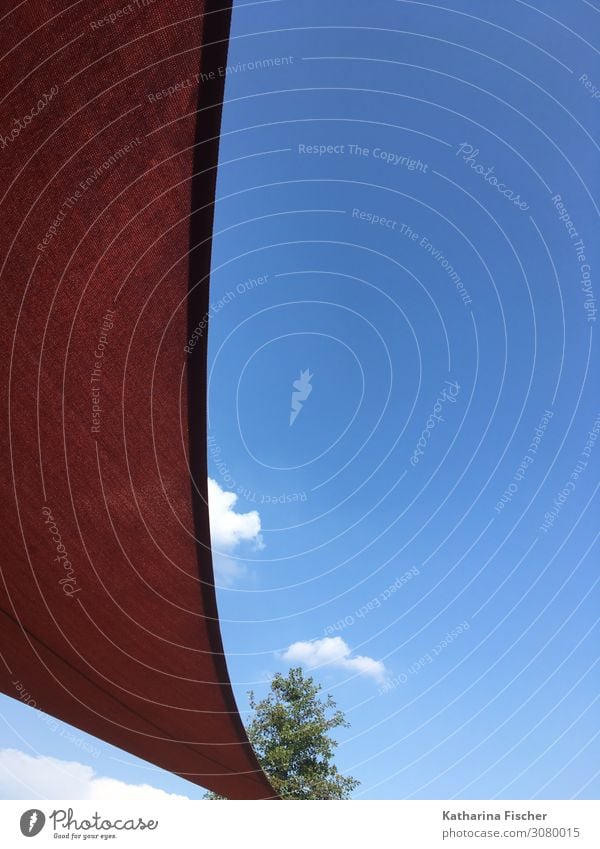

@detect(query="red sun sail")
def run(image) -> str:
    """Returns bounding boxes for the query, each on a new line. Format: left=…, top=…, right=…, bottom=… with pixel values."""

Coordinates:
left=0, top=0, right=276, bottom=800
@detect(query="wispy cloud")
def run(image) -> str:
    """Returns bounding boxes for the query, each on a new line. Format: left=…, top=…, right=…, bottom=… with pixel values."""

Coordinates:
left=211, top=554, right=248, bottom=588
left=0, top=749, right=188, bottom=800
left=281, top=637, right=387, bottom=682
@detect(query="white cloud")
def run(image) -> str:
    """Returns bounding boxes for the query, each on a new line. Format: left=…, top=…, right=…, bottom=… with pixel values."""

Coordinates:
left=0, top=749, right=188, bottom=800
left=88, top=777, right=187, bottom=801
left=208, top=478, right=264, bottom=551
left=281, top=637, right=387, bottom=683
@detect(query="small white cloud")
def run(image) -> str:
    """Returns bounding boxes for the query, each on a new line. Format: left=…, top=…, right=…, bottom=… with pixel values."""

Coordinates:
left=281, top=637, right=387, bottom=683
left=0, top=749, right=188, bottom=800
left=207, top=478, right=265, bottom=586
left=208, top=478, right=263, bottom=551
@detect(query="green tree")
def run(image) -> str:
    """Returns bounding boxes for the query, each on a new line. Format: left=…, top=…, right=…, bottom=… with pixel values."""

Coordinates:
left=205, top=666, right=359, bottom=799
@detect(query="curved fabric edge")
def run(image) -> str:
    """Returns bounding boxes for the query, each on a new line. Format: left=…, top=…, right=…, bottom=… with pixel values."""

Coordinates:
left=187, top=1, right=279, bottom=799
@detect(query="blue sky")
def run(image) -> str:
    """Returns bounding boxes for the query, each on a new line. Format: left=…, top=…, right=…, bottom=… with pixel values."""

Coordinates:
left=2, top=0, right=599, bottom=800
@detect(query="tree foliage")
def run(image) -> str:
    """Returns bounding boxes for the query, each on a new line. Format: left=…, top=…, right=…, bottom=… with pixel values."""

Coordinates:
left=204, top=666, right=359, bottom=800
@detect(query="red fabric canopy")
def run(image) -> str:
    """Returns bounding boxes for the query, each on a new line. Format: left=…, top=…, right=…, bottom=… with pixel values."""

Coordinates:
left=0, top=0, right=276, bottom=800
